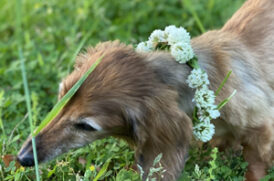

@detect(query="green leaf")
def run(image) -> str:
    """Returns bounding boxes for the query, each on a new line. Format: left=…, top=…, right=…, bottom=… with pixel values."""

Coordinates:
left=47, top=165, right=57, bottom=178
left=208, top=147, right=218, bottom=180
left=33, top=55, right=103, bottom=136
left=93, top=158, right=111, bottom=181
left=116, top=169, right=140, bottom=181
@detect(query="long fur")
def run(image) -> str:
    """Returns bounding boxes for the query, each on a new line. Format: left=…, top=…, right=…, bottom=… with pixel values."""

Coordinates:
left=18, top=0, right=274, bottom=180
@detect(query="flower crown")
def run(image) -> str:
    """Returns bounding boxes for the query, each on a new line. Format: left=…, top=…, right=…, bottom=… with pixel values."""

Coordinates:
left=136, top=25, right=224, bottom=142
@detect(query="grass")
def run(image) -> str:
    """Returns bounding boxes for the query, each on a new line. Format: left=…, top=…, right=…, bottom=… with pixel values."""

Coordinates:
left=0, top=0, right=273, bottom=180
left=16, top=0, right=40, bottom=179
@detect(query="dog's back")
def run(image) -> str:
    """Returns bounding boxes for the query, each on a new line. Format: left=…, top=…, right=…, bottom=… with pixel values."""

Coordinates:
left=222, top=0, right=274, bottom=90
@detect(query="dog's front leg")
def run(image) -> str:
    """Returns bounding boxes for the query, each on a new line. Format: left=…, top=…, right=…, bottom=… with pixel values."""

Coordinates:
left=243, top=144, right=267, bottom=181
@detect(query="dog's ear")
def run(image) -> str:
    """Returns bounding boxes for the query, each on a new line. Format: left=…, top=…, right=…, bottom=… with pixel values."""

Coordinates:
left=123, top=106, right=148, bottom=145
left=123, top=94, right=192, bottom=180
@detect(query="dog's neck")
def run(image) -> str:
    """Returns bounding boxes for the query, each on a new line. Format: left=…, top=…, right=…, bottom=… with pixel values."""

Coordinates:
left=146, top=31, right=239, bottom=116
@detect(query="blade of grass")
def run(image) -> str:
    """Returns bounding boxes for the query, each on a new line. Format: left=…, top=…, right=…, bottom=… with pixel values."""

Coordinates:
left=31, top=92, right=39, bottom=128
left=67, top=32, right=91, bottom=73
left=93, top=159, right=111, bottom=181
left=207, top=0, right=215, bottom=11
left=85, top=150, right=94, bottom=171
left=0, top=91, right=6, bottom=139
left=19, top=48, right=40, bottom=181
left=217, top=90, right=237, bottom=110
left=34, top=55, right=103, bottom=136
left=183, top=0, right=206, bottom=33
left=215, top=70, right=232, bottom=96
left=16, top=0, right=40, bottom=180
left=69, top=32, right=91, bottom=66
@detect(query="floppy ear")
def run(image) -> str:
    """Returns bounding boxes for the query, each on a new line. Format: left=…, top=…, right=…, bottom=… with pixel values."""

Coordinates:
left=123, top=106, right=149, bottom=145
left=124, top=94, right=192, bottom=180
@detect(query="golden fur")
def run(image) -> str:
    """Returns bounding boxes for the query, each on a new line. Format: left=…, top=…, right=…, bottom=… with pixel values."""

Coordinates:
left=18, top=0, right=274, bottom=180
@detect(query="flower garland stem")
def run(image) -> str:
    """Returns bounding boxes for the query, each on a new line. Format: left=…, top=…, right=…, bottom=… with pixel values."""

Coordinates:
left=187, top=58, right=200, bottom=69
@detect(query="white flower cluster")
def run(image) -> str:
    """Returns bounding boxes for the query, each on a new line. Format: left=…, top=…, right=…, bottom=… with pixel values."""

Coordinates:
left=186, top=69, right=209, bottom=88
left=136, top=41, right=153, bottom=52
left=187, top=69, right=220, bottom=142
left=193, top=120, right=215, bottom=142
left=136, top=25, right=221, bottom=142
left=136, top=25, right=194, bottom=64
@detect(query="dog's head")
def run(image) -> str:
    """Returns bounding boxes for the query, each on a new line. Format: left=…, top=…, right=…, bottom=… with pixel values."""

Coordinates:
left=18, top=41, right=192, bottom=179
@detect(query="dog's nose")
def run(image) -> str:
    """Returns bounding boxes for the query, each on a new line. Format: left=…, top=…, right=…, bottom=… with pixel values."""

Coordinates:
left=17, top=152, right=34, bottom=167
left=17, top=138, right=35, bottom=167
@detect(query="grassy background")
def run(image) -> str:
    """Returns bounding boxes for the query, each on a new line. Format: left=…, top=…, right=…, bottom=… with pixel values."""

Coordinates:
left=1, top=0, right=273, bottom=180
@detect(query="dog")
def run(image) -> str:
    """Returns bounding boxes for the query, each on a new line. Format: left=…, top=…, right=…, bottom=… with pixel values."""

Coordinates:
left=18, top=0, right=274, bottom=180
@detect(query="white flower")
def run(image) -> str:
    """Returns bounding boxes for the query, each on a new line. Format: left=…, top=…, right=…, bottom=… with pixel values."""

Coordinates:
left=207, top=106, right=220, bottom=119
left=187, top=69, right=209, bottom=88
left=170, top=42, right=194, bottom=63
left=164, top=25, right=191, bottom=45
left=148, top=29, right=167, bottom=46
left=136, top=41, right=153, bottom=52
left=197, top=104, right=220, bottom=120
left=194, top=85, right=215, bottom=109
left=198, top=115, right=211, bottom=124
left=164, top=25, right=177, bottom=33
left=193, top=121, right=215, bottom=142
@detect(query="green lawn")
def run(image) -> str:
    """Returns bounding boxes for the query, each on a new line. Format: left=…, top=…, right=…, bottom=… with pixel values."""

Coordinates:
left=1, top=0, right=273, bottom=180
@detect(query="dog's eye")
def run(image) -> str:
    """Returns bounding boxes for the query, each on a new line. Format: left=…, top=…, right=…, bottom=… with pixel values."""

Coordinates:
left=74, top=123, right=96, bottom=131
